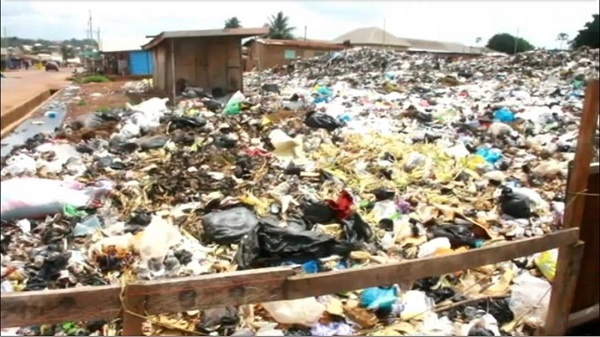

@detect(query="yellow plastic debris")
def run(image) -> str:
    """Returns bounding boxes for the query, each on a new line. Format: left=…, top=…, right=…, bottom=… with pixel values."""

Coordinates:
left=534, top=249, right=558, bottom=281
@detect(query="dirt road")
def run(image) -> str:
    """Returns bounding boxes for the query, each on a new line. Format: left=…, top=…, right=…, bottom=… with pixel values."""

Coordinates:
left=1, top=68, right=71, bottom=115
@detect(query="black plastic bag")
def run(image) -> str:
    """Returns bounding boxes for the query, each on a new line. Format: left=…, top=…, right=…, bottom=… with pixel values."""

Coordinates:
left=262, top=83, right=280, bottom=93
left=370, top=187, right=395, bottom=201
left=304, top=111, right=345, bottom=131
left=430, top=224, right=476, bottom=248
left=136, top=135, right=170, bottom=150
left=235, top=218, right=353, bottom=269
left=198, top=307, right=239, bottom=333
left=302, top=203, right=336, bottom=225
left=499, top=187, right=531, bottom=218
left=340, top=213, right=373, bottom=243
left=468, top=326, right=495, bottom=336
left=166, top=116, right=207, bottom=129
left=202, top=207, right=259, bottom=244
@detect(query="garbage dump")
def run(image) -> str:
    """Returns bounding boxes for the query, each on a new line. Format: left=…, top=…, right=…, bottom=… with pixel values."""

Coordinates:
left=1, top=46, right=599, bottom=336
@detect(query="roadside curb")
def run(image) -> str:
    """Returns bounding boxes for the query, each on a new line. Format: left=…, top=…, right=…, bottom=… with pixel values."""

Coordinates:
left=1, top=88, right=62, bottom=138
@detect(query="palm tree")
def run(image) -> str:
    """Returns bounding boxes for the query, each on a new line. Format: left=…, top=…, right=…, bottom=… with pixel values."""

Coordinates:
left=267, top=11, right=295, bottom=40
left=556, top=32, right=569, bottom=50
left=224, top=17, right=241, bottom=29
left=475, top=37, right=482, bottom=46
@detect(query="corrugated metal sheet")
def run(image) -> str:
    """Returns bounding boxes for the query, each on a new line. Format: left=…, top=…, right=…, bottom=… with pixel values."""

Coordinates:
left=255, top=38, right=345, bottom=50
left=101, top=37, right=151, bottom=53
left=332, top=27, right=411, bottom=47
left=143, top=27, right=269, bottom=50
left=129, top=50, right=154, bottom=75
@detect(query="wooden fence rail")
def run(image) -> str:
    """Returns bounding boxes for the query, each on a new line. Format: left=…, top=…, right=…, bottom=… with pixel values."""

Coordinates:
left=1, top=228, right=582, bottom=336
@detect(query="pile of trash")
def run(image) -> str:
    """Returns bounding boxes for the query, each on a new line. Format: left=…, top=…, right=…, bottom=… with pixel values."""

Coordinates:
left=1, top=46, right=598, bottom=336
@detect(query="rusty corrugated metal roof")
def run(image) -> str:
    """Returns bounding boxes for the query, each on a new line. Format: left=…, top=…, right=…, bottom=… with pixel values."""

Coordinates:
left=254, top=38, right=345, bottom=50
left=143, top=27, right=269, bottom=50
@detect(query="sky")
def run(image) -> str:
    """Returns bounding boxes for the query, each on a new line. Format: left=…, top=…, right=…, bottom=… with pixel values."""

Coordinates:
left=1, top=0, right=598, bottom=50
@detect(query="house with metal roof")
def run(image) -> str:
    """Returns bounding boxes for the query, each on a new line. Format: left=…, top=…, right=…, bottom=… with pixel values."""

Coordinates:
left=332, top=27, right=411, bottom=50
left=142, top=27, right=269, bottom=100
left=100, top=37, right=153, bottom=76
left=243, top=38, right=345, bottom=71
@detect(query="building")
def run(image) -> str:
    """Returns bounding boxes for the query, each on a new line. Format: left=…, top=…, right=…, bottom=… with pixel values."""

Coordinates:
left=243, top=38, right=345, bottom=71
left=404, top=38, right=486, bottom=58
left=142, top=27, right=269, bottom=100
left=332, top=27, right=411, bottom=50
left=100, top=37, right=153, bottom=76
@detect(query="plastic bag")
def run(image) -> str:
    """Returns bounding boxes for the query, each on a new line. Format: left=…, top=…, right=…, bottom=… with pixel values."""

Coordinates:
left=224, top=91, right=245, bottom=115
left=430, top=224, right=476, bottom=248
left=268, top=129, right=305, bottom=159
left=136, top=216, right=181, bottom=259
left=0, top=154, right=36, bottom=176
left=262, top=297, right=325, bottom=326
left=493, top=107, right=516, bottom=123
left=534, top=249, right=557, bottom=281
left=310, top=322, right=354, bottom=336
left=304, top=111, right=344, bottom=131
left=499, top=187, right=531, bottom=218
left=201, top=207, right=259, bottom=244
left=1, top=178, right=114, bottom=221
left=418, top=237, right=451, bottom=258
left=361, top=286, right=399, bottom=310
left=234, top=218, right=353, bottom=269
left=508, top=272, right=551, bottom=326
left=135, top=135, right=170, bottom=150
left=418, top=312, right=456, bottom=336
left=476, top=147, right=502, bottom=164
left=400, top=290, right=434, bottom=320
left=461, top=314, right=500, bottom=336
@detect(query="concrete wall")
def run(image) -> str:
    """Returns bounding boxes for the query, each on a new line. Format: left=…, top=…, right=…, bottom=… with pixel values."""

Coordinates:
left=152, top=36, right=242, bottom=98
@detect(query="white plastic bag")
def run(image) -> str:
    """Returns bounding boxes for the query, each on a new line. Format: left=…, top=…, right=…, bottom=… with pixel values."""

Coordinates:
left=1, top=154, right=36, bottom=176
left=460, top=314, right=500, bottom=336
left=400, top=290, right=434, bottom=320
left=1, top=178, right=114, bottom=221
left=508, top=272, right=552, bottom=326
left=135, top=216, right=182, bottom=263
left=262, top=297, right=325, bottom=326
left=418, top=237, right=451, bottom=258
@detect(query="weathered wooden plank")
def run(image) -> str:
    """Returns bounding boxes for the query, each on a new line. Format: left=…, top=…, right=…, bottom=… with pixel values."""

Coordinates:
left=568, top=304, right=600, bottom=328
left=285, top=228, right=579, bottom=299
left=564, top=80, right=599, bottom=230
left=0, top=285, right=121, bottom=328
left=543, top=242, right=585, bottom=336
left=128, top=266, right=298, bottom=314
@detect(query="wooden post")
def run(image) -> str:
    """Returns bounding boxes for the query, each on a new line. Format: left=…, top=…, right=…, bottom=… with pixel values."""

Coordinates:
left=122, top=286, right=145, bottom=336
left=170, top=39, right=176, bottom=106
left=542, top=242, right=585, bottom=336
left=563, top=79, right=599, bottom=229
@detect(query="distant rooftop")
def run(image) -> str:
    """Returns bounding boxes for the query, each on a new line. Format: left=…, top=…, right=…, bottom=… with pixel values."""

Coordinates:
left=143, top=27, right=269, bottom=50
left=332, top=27, right=412, bottom=48
left=252, top=38, right=345, bottom=50
left=101, top=37, right=151, bottom=53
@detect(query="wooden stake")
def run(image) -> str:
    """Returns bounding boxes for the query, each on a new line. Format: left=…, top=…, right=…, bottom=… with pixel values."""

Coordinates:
left=563, top=80, right=599, bottom=229
left=542, top=242, right=585, bottom=336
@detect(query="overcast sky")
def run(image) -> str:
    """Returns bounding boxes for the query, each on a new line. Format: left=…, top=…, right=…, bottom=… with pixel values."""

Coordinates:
left=1, top=0, right=598, bottom=49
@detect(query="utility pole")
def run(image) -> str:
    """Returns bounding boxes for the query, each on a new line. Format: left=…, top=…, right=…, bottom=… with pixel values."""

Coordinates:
left=513, top=27, right=520, bottom=55
left=88, top=10, right=93, bottom=43
left=304, top=26, right=307, bottom=41
left=97, top=28, right=101, bottom=49
left=382, top=18, right=386, bottom=47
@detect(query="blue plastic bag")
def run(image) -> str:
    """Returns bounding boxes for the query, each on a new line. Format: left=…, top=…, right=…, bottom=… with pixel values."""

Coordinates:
left=493, top=107, right=516, bottom=123
left=476, top=147, right=502, bottom=164
left=302, top=260, right=320, bottom=274
left=361, top=286, right=399, bottom=310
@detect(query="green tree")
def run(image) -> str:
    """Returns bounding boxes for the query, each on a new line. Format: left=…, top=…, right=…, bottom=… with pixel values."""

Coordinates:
left=60, top=44, right=74, bottom=61
left=571, top=14, right=599, bottom=49
left=224, top=17, right=241, bottom=29
left=556, top=32, right=569, bottom=50
left=486, top=33, right=535, bottom=54
left=475, top=37, right=482, bottom=45
left=267, top=11, right=295, bottom=40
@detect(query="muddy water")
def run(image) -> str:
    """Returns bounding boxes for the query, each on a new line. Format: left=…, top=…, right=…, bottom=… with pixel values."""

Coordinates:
left=1, top=86, right=79, bottom=158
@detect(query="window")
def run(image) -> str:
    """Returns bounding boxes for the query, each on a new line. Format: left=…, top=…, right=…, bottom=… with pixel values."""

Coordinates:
left=284, top=49, right=296, bottom=60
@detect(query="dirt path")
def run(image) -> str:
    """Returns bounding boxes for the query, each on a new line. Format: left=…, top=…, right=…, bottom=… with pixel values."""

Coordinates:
left=1, top=68, right=71, bottom=115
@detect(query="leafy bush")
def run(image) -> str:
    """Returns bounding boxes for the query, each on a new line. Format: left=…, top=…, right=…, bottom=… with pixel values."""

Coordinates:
left=487, top=33, right=535, bottom=54
left=81, top=75, right=110, bottom=84
left=572, top=14, right=599, bottom=49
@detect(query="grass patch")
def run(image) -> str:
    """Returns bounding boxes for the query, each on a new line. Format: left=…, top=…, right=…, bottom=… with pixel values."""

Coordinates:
left=77, top=100, right=87, bottom=106
left=97, top=106, right=112, bottom=113
left=81, top=75, right=111, bottom=84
